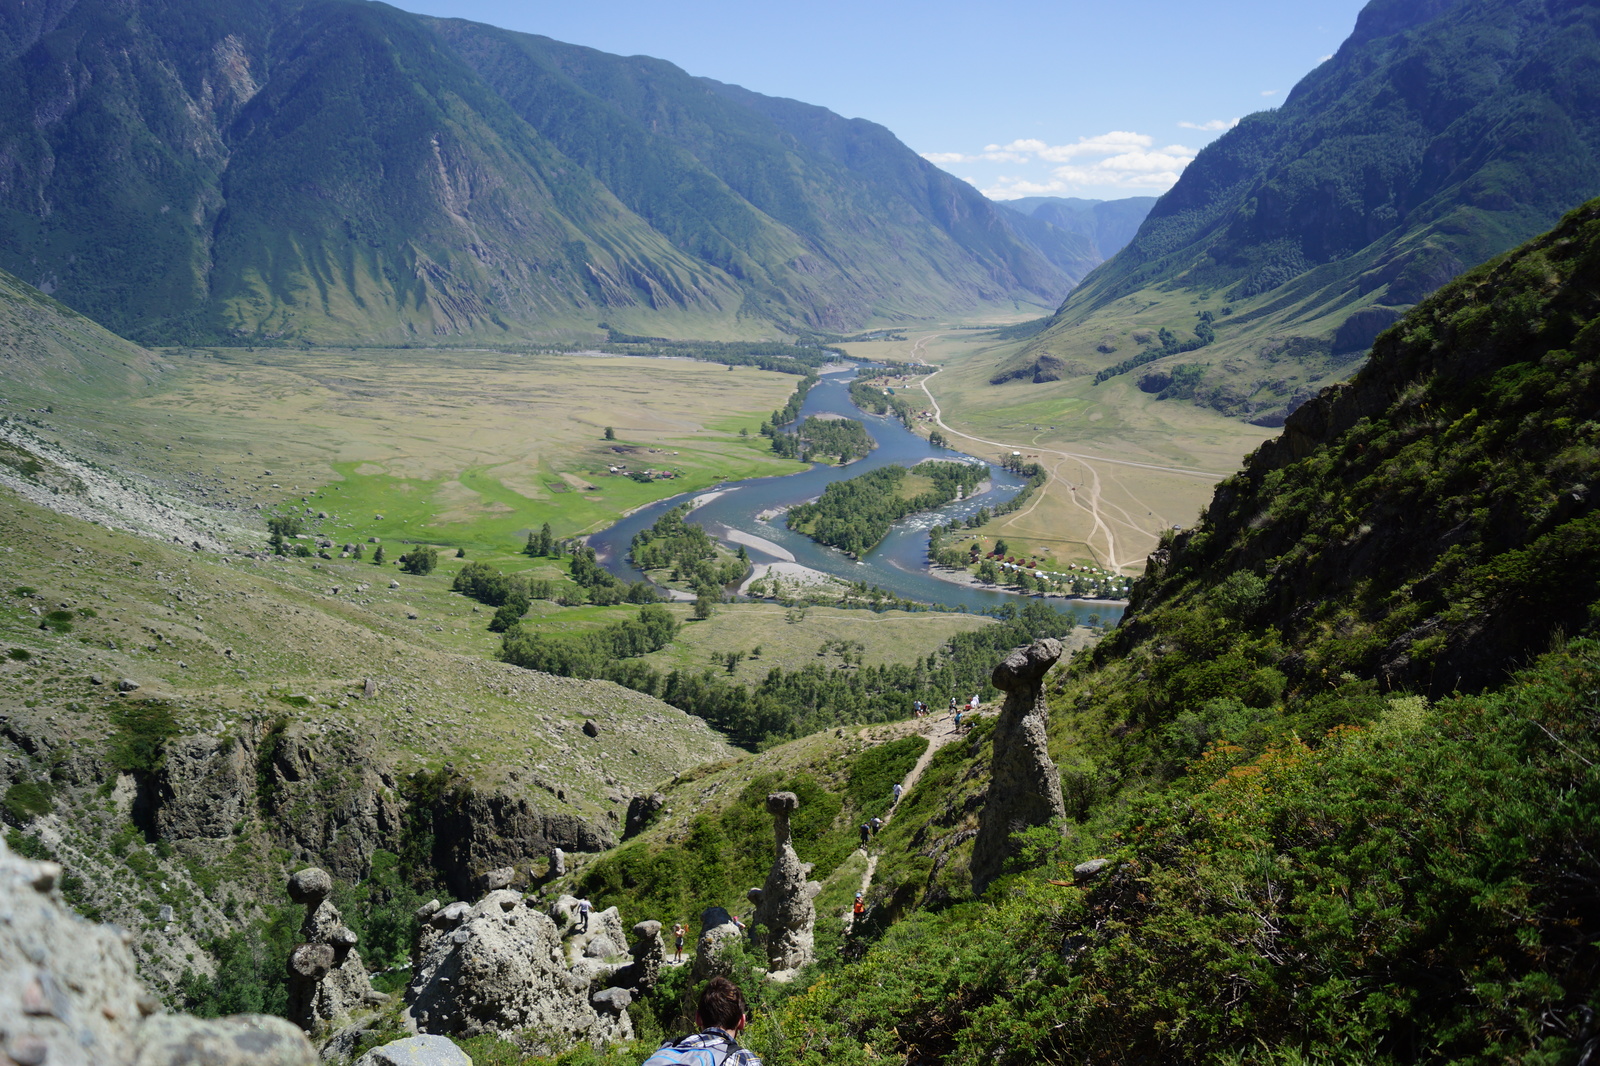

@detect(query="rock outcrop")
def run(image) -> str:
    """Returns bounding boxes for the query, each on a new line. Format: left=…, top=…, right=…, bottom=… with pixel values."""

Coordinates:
left=405, top=889, right=633, bottom=1053
left=747, top=791, right=822, bottom=975
left=284, top=867, right=375, bottom=1033
left=0, top=834, right=316, bottom=1065
left=623, top=791, right=666, bottom=839
left=692, top=906, right=745, bottom=980
left=971, top=638, right=1067, bottom=894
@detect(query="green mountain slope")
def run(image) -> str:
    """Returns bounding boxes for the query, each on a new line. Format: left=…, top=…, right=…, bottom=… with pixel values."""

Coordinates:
left=1000, top=0, right=1600, bottom=424
left=746, top=200, right=1600, bottom=1066
left=423, top=21, right=1082, bottom=330
left=0, top=0, right=1075, bottom=344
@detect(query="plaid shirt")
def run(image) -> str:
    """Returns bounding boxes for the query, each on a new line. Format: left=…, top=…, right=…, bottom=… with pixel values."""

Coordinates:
left=643, top=1028, right=762, bottom=1066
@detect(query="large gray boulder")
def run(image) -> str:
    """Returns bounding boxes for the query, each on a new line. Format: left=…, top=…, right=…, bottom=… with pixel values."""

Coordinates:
left=405, top=891, right=632, bottom=1053
left=353, top=1033, right=472, bottom=1066
left=748, top=791, right=822, bottom=974
left=970, top=638, right=1068, bottom=894
left=0, top=835, right=316, bottom=1066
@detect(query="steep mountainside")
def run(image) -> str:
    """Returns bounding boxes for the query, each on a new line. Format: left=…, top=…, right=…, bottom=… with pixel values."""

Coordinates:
left=0, top=0, right=1075, bottom=345
left=1115, top=195, right=1600, bottom=697
left=744, top=200, right=1600, bottom=1066
left=999, top=0, right=1600, bottom=423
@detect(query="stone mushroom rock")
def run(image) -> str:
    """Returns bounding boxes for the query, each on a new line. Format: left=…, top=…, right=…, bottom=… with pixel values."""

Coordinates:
left=970, top=638, right=1068, bottom=895
left=748, top=791, right=821, bottom=975
left=405, top=893, right=632, bottom=1053
left=285, top=868, right=375, bottom=1033
left=609, top=920, right=665, bottom=995
left=0, top=834, right=316, bottom=1066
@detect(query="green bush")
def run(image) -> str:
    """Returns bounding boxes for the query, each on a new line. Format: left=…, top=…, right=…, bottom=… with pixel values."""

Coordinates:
left=3, top=780, right=53, bottom=821
left=846, top=736, right=928, bottom=819
left=107, top=700, right=181, bottom=774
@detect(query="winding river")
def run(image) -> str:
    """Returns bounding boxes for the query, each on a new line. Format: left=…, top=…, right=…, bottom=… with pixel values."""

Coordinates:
left=587, top=368, right=1123, bottom=623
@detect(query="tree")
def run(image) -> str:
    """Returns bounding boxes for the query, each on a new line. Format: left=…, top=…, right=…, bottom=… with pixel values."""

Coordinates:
left=994, top=538, right=1009, bottom=556
left=372, top=546, right=385, bottom=565
left=399, top=547, right=438, bottom=575
left=604, top=426, right=616, bottom=440
left=692, top=585, right=717, bottom=620
left=456, top=548, right=466, bottom=558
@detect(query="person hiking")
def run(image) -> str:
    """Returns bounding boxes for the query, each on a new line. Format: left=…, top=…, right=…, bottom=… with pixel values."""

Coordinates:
left=673, top=921, right=687, bottom=964
left=860, top=822, right=870, bottom=847
left=892, top=782, right=902, bottom=805
left=869, top=816, right=883, bottom=836
left=641, top=976, right=763, bottom=1065
left=853, top=892, right=865, bottom=921
left=577, top=898, right=592, bottom=934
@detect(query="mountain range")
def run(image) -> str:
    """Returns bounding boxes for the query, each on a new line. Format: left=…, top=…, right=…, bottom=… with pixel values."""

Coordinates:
left=0, top=0, right=1132, bottom=346
left=998, top=0, right=1600, bottom=424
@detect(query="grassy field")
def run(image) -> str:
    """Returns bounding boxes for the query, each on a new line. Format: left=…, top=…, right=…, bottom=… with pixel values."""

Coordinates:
left=506, top=599, right=992, bottom=687
left=86, top=347, right=808, bottom=565
left=840, top=328, right=1274, bottom=576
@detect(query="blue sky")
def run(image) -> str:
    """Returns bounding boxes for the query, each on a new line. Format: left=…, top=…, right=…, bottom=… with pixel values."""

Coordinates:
left=386, top=0, right=1368, bottom=201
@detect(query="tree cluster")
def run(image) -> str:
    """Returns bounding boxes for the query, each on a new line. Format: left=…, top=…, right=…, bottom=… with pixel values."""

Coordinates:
left=629, top=503, right=747, bottom=589
left=788, top=462, right=986, bottom=555
left=766, top=415, right=874, bottom=463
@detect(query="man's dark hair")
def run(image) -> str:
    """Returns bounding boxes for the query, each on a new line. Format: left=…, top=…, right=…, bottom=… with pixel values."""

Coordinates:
left=698, top=976, right=748, bottom=1030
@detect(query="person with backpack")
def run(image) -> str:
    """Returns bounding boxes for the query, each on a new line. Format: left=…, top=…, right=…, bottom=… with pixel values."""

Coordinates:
left=641, top=976, right=762, bottom=1065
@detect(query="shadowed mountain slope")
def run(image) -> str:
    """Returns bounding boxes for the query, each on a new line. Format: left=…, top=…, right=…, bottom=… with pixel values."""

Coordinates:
left=0, top=0, right=1079, bottom=345
left=998, top=0, right=1600, bottom=423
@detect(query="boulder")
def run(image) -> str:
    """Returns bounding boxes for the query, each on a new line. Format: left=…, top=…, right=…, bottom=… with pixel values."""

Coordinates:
left=692, top=907, right=744, bottom=981
left=287, top=867, right=333, bottom=906
left=132, top=1014, right=316, bottom=1065
left=971, top=639, right=1067, bottom=894
left=405, top=894, right=632, bottom=1053
left=353, top=1034, right=471, bottom=1066
left=0, top=834, right=317, bottom=1066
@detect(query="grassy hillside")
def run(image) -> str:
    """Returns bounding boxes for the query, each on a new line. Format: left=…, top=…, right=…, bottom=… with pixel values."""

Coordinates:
left=1001, top=0, right=1600, bottom=425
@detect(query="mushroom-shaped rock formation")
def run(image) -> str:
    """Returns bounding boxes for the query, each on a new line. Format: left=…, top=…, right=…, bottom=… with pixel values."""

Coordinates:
left=748, top=791, right=823, bottom=975
left=970, top=638, right=1068, bottom=894
left=285, top=867, right=375, bottom=1033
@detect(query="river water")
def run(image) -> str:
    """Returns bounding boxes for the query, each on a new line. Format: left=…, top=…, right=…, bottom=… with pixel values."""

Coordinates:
left=587, top=368, right=1122, bottom=623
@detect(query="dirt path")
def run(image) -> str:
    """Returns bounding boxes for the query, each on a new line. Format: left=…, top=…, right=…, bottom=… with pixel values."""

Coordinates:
left=846, top=711, right=973, bottom=928
left=912, top=361, right=1226, bottom=574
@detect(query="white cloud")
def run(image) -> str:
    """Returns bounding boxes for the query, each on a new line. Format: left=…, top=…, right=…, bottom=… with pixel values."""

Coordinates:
left=1319, top=54, right=1333, bottom=63
left=1035, top=131, right=1153, bottom=162
left=1260, top=88, right=1279, bottom=97
left=1178, top=118, right=1238, bottom=131
left=928, top=128, right=1202, bottom=197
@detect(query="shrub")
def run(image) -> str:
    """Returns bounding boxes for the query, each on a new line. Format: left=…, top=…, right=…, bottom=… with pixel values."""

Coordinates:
left=107, top=700, right=181, bottom=774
